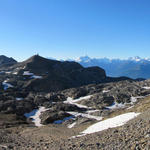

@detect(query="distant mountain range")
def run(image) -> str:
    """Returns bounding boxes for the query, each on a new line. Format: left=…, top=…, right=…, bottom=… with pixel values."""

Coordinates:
left=1, top=54, right=150, bottom=80
left=73, top=56, right=150, bottom=79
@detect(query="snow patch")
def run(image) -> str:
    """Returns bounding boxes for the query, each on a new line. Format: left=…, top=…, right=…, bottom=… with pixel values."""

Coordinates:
left=16, top=97, right=23, bottom=101
left=130, top=96, right=144, bottom=104
left=24, top=107, right=49, bottom=127
left=64, top=95, right=102, bottom=121
left=2, top=81, right=14, bottom=90
left=106, top=102, right=125, bottom=110
left=23, top=71, right=42, bottom=79
left=102, top=90, right=110, bottom=93
left=64, top=96, right=92, bottom=109
left=13, top=72, right=18, bottom=75
left=5, top=71, right=11, bottom=74
left=127, top=106, right=134, bottom=110
left=23, top=71, right=34, bottom=76
left=79, top=112, right=140, bottom=136
left=31, top=75, right=42, bottom=79
left=68, top=122, right=77, bottom=128
left=143, top=87, right=150, bottom=90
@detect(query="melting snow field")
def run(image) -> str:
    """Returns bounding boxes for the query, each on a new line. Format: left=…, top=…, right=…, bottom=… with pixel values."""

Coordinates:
left=64, top=95, right=92, bottom=109
left=24, top=107, right=49, bottom=127
left=79, top=112, right=140, bottom=136
left=65, top=95, right=103, bottom=127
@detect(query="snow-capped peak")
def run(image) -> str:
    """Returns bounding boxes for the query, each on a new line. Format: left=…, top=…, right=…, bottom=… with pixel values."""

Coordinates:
left=128, top=56, right=142, bottom=62
left=76, top=56, right=91, bottom=63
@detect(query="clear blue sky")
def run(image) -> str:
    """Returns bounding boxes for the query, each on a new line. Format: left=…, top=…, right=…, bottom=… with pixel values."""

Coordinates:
left=0, top=0, right=150, bottom=61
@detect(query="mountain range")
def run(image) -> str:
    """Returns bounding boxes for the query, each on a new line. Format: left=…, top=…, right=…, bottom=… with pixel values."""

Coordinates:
left=73, top=56, right=150, bottom=79
left=0, top=55, right=133, bottom=93
left=1, top=54, right=150, bottom=149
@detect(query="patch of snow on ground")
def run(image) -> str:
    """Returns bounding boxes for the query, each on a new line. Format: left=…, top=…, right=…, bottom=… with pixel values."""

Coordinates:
left=67, top=111, right=102, bottom=121
left=24, top=107, right=49, bottom=127
left=127, top=106, right=134, bottom=110
left=13, top=72, right=18, bottom=75
left=79, top=112, right=140, bottom=136
left=130, top=96, right=144, bottom=104
left=107, top=96, right=144, bottom=110
left=23, top=71, right=34, bottom=76
left=68, top=122, right=77, bottom=128
left=31, top=75, right=42, bottom=79
left=143, top=87, right=150, bottom=90
left=16, top=97, right=23, bottom=101
left=5, top=71, right=11, bottom=74
left=4, top=79, right=9, bottom=83
left=72, top=95, right=92, bottom=103
left=106, top=102, right=125, bottom=110
left=22, top=66, right=26, bottom=69
left=2, top=82, right=14, bottom=90
left=102, top=90, right=110, bottom=93
left=64, top=95, right=102, bottom=121
left=64, top=96, right=92, bottom=109
left=86, top=110, right=100, bottom=114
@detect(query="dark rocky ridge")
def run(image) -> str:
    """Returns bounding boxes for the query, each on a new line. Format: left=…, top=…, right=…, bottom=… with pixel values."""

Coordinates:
left=22, top=55, right=107, bottom=92
left=0, top=55, right=17, bottom=67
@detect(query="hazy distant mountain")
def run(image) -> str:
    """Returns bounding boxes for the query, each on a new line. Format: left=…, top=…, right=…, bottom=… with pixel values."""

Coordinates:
left=74, top=56, right=150, bottom=79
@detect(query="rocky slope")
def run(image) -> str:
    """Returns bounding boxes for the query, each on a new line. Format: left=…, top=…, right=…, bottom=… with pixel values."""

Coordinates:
left=0, top=55, right=17, bottom=68
left=1, top=55, right=150, bottom=149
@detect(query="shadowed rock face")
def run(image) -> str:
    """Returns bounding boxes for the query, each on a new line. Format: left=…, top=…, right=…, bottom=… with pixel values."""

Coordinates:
left=0, top=55, right=17, bottom=67
left=16, top=55, right=107, bottom=92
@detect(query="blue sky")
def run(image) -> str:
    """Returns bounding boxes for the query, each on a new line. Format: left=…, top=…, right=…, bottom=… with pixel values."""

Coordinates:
left=0, top=0, right=150, bottom=61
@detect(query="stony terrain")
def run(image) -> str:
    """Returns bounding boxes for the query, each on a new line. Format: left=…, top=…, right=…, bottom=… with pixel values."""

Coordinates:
left=0, top=55, right=150, bottom=149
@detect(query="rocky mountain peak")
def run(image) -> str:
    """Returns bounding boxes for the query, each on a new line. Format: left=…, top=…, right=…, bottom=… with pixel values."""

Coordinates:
left=0, top=55, right=17, bottom=66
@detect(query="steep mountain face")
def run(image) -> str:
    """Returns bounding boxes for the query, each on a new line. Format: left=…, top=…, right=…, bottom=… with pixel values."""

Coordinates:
left=0, top=55, right=17, bottom=67
left=75, top=56, right=150, bottom=79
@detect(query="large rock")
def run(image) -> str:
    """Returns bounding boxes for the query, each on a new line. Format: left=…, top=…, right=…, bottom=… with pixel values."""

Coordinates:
left=40, top=110, right=71, bottom=124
